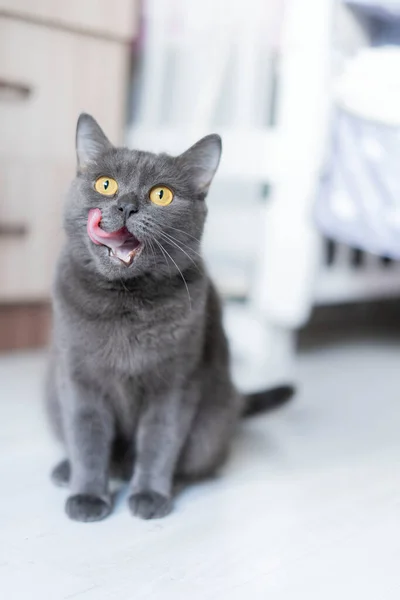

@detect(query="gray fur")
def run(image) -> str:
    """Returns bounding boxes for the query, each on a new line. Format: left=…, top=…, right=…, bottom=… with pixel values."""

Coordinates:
left=46, top=114, right=269, bottom=522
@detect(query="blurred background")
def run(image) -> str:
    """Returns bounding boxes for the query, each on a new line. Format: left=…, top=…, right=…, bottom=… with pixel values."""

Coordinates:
left=2, top=0, right=400, bottom=393
left=3, top=1, right=400, bottom=597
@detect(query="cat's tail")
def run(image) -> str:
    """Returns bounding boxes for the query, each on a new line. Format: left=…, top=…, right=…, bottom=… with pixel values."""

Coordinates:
left=242, top=385, right=294, bottom=418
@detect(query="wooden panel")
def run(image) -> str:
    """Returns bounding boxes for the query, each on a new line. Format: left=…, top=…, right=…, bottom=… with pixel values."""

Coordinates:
left=0, top=19, right=128, bottom=160
left=0, top=18, right=129, bottom=301
left=0, top=302, right=51, bottom=351
left=0, top=0, right=138, bottom=41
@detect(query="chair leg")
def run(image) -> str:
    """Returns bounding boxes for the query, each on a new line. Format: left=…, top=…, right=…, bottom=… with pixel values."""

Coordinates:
left=252, top=197, right=322, bottom=328
left=224, top=302, right=296, bottom=393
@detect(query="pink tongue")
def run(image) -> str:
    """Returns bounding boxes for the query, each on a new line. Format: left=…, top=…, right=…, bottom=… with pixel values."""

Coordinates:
left=87, top=208, right=140, bottom=265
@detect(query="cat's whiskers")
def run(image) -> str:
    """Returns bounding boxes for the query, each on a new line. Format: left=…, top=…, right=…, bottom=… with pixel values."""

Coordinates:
left=152, top=237, right=172, bottom=276
left=149, top=239, right=161, bottom=272
left=144, top=219, right=201, bottom=265
left=135, top=223, right=169, bottom=275
left=161, top=231, right=202, bottom=259
left=158, top=231, right=201, bottom=272
left=110, top=219, right=194, bottom=306
left=143, top=236, right=157, bottom=271
left=166, top=225, right=202, bottom=245
left=153, top=238, right=192, bottom=309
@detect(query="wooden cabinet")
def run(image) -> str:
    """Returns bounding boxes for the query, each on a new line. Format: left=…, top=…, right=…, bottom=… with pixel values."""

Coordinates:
left=0, top=0, right=136, bottom=40
left=0, top=2, right=136, bottom=301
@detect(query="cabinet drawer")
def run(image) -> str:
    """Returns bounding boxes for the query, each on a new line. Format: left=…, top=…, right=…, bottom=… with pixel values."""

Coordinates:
left=0, top=18, right=128, bottom=162
left=0, top=0, right=137, bottom=41
left=0, top=159, right=70, bottom=301
left=0, top=18, right=129, bottom=301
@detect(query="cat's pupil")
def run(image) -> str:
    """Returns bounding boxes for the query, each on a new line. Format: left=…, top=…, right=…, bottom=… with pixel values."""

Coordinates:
left=159, top=189, right=164, bottom=199
left=104, top=180, right=109, bottom=190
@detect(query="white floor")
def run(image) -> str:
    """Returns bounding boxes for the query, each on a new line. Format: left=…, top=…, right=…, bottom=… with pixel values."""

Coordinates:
left=1, top=335, right=400, bottom=600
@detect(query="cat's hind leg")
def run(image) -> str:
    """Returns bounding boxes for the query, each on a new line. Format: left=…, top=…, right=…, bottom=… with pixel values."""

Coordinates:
left=177, top=385, right=241, bottom=480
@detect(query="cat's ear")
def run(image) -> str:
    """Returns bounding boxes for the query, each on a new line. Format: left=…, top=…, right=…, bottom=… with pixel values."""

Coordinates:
left=177, top=134, right=222, bottom=193
left=76, top=113, right=112, bottom=170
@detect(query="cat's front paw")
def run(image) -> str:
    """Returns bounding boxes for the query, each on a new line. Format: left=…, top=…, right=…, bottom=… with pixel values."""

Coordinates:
left=65, top=494, right=112, bottom=522
left=128, top=491, right=172, bottom=520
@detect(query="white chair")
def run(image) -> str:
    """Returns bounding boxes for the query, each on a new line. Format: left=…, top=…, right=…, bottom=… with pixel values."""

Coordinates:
left=128, top=0, right=400, bottom=391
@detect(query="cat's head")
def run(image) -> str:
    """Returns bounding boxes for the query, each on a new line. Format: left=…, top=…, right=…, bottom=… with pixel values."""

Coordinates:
left=65, top=113, right=221, bottom=280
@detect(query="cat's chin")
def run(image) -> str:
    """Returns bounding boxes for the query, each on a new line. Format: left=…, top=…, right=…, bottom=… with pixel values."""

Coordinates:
left=85, top=243, right=146, bottom=280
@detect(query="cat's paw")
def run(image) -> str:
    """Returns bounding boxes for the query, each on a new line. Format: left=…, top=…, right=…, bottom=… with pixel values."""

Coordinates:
left=65, top=494, right=111, bottom=522
left=51, top=459, right=71, bottom=487
left=128, top=491, right=172, bottom=520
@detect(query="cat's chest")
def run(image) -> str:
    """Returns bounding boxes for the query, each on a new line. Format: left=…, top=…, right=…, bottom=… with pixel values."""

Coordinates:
left=59, top=272, right=207, bottom=377
left=80, top=302, right=192, bottom=375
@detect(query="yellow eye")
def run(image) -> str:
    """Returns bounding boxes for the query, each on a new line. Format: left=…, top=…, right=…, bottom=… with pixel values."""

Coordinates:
left=94, top=176, right=118, bottom=196
left=149, top=185, right=174, bottom=206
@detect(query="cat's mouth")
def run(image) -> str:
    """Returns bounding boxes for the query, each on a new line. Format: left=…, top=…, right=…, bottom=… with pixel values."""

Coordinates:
left=87, top=208, right=142, bottom=266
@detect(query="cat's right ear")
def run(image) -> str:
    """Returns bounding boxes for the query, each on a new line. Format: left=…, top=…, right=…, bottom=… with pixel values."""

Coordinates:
left=76, top=113, right=112, bottom=171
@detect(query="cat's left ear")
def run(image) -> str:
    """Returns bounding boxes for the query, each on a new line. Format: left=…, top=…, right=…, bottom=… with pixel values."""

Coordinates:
left=76, top=113, right=113, bottom=170
left=176, top=134, right=222, bottom=194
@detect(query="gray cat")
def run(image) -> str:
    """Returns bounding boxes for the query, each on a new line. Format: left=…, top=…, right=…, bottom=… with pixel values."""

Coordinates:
left=46, top=114, right=293, bottom=522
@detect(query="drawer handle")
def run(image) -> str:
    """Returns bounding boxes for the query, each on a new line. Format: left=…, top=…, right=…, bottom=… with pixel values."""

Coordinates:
left=0, top=223, right=28, bottom=237
left=0, top=78, right=32, bottom=102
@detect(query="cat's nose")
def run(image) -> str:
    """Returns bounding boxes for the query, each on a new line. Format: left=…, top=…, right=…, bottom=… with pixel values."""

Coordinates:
left=117, top=200, right=139, bottom=219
